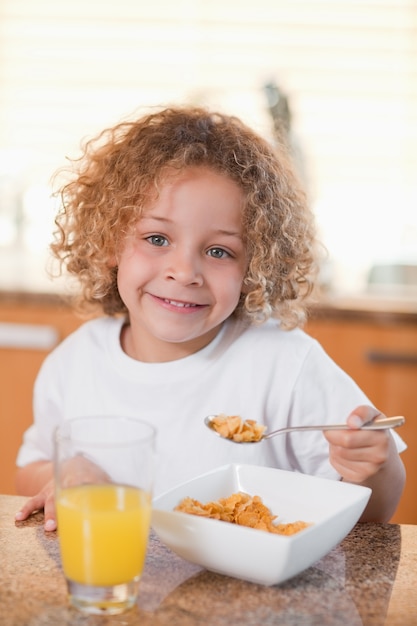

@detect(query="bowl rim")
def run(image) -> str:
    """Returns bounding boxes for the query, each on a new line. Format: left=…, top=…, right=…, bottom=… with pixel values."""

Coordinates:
left=151, top=463, right=371, bottom=585
left=152, top=462, right=372, bottom=525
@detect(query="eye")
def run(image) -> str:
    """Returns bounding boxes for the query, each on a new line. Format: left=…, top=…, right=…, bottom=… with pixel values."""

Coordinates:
left=146, top=234, right=168, bottom=247
left=207, top=247, right=230, bottom=259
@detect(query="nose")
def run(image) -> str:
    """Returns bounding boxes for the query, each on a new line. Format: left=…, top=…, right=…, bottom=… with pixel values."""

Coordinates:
left=165, top=248, right=204, bottom=286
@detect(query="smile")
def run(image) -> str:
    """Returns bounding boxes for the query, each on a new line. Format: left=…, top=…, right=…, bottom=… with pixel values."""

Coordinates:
left=163, top=299, right=199, bottom=308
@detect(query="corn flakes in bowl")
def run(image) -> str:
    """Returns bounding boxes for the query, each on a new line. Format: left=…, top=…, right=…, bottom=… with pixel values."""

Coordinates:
left=151, top=464, right=371, bottom=586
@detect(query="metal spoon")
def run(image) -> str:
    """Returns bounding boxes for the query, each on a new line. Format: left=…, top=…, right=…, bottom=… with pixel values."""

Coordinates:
left=204, top=414, right=405, bottom=443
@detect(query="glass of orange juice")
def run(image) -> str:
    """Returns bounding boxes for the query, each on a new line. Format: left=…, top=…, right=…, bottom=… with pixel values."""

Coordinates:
left=54, top=416, right=156, bottom=615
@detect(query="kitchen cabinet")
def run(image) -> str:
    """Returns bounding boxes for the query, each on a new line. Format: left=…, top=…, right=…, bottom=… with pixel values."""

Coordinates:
left=305, top=307, right=417, bottom=524
left=1, top=294, right=416, bottom=524
left=0, top=297, right=83, bottom=495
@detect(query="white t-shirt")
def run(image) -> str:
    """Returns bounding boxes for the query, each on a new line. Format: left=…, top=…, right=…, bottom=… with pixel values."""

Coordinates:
left=16, top=316, right=405, bottom=496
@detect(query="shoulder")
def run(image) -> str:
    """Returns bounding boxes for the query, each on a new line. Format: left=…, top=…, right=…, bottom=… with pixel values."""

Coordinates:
left=220, top=318, right=325, bottom=372
left=38, top=316, right=124, bottom=369
left=227, top=317, right=317, bottom=351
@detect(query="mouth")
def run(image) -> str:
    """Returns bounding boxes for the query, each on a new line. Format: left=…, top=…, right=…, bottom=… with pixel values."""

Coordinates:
left=151, top=295, right=206, bottom=310
left=163, top=299, right=200, bottom=308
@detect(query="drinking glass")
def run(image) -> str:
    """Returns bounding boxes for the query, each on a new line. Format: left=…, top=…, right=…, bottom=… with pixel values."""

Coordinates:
left=54, top=416, right=156, bottom=615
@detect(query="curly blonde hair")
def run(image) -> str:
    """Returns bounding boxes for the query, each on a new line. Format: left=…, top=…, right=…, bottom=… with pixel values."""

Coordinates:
left=51, top=105, right=319, bottom=329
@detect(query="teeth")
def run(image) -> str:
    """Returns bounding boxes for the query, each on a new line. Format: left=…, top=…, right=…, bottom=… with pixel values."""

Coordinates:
left=164, top=299, right=197, bottom=308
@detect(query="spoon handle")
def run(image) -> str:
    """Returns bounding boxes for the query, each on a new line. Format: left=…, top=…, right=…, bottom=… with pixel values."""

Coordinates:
left=263, top=415, right=405, bottom=439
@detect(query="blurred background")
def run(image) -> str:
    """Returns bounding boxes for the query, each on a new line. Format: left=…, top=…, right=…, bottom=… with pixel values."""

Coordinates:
left=0, top=0, right=416, bottom=294
left=0, top=0, right=416, bottom=523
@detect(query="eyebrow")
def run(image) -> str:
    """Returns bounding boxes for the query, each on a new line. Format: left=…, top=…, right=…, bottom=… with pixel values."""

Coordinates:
left=214, top=229, right=243, bottom=238
left=140, top=215, right=243, bottom=238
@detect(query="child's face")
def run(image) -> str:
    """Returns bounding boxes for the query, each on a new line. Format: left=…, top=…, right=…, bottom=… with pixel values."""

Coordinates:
left=117, top=166, right=248, bottom=362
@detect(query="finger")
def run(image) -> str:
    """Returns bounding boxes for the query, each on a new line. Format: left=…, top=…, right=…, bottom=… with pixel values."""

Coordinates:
left=324, top=425, right=389, bottom=450
left=44, top=518, right=57, bottom=531
left=330, top=441, right=387, bottom=466
left=15, top=493, right=46, bottom=521
left=324, top=428, right=370, bottom=448
left=43, top=495, right=57, bottom=532
left=329, top=440, right=389, bottom=483
left=335, top=461, right=371, bottom=484
left=329, top=444, right=377, bottom=480
left=347, top=405, right=383, bottom=429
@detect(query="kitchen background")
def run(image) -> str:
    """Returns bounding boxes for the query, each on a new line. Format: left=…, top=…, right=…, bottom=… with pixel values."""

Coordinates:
left=0, top=1, right=416, bottom=523
left=0, top=0, right=416, bottom=295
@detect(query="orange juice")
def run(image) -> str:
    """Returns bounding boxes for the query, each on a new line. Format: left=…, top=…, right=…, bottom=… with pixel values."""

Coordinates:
left=56, top=483, right=151, bottom=586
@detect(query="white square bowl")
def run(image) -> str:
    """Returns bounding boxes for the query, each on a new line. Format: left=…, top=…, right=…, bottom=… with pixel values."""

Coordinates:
left=151, top=464, right=371, bottom=586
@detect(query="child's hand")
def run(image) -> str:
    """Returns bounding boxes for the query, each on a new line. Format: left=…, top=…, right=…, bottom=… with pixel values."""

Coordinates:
left=323, top=405, right=391, bottom=484
left=59, top=453, right=111, bottom=489
left=15, top=455, right=110, bottom=532
left=15, top=478, right=56, bottom=532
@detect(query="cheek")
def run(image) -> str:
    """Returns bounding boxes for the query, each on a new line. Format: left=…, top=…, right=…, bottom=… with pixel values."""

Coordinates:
left=219, top=271, right=246, bottom=305
left=116, top=254, right=138, bottom=292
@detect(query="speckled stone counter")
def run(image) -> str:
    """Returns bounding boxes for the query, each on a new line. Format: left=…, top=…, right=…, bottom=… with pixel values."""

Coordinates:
left=1, top=496, right=416, bottom=625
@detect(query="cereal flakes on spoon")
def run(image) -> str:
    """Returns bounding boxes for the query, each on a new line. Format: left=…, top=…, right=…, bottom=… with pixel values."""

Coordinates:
left=210, top=414, right=267, bottom=442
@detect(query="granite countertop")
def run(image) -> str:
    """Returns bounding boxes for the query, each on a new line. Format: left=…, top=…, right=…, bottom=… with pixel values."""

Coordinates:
left=1, top=495, right=416, bottom=626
